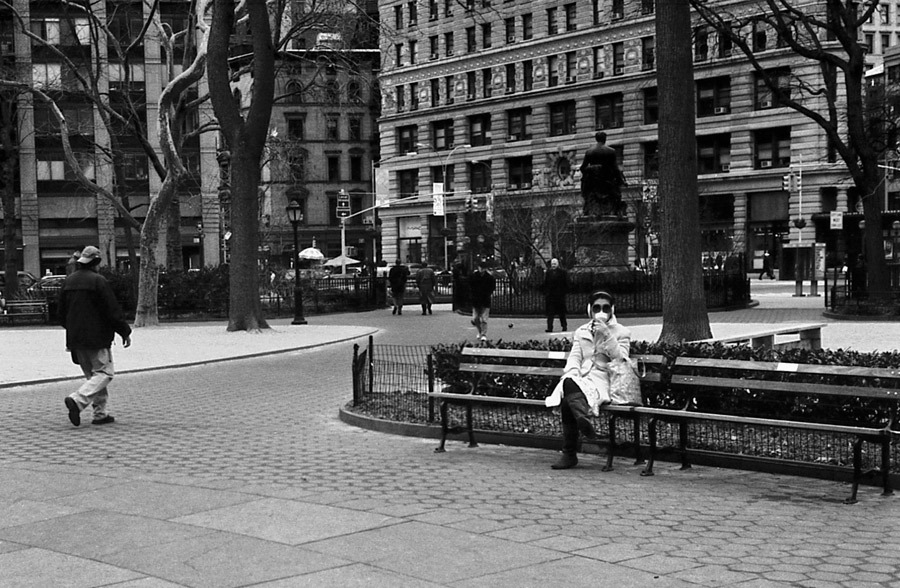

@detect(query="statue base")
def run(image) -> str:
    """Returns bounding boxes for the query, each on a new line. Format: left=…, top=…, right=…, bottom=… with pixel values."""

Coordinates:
left=570, top=216, right=635, bottom=273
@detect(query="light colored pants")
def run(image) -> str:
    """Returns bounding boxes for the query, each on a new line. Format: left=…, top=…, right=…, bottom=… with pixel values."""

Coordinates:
left=70, top=348, right=114, bottom=419
left=472, top=307, right=490, bottom=337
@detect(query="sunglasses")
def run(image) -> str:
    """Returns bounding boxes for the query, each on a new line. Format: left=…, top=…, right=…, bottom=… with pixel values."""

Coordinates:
left=591, top=303, right=612, bottom=314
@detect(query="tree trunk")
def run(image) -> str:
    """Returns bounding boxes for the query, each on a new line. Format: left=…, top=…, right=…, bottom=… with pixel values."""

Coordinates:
left=1, top=94, right=19, bottom=297
left=135, top=174, right=183, bottom=327
left=656, top=0, right=712, bottom=344
left=167, top=196, right=184, bottom=271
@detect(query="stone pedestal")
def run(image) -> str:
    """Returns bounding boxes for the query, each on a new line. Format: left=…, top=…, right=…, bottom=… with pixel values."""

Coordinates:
left=571, top=216, right=635, bottom=273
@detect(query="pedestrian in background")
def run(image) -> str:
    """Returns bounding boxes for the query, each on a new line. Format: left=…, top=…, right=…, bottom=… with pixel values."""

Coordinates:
left=415, top=264, right=436, bottom=315
left=468, top=258, right=496, bottom=343
left=542, top=258, right=569, bottom=332
left=58, top=246, right=132, bottom=427
left=759, top=250, right=775, bottom=280
left=388, top=259, right=410, bottom=315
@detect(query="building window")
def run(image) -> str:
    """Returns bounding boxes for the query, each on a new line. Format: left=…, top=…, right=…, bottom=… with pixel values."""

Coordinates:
left=467, top=27, right=476, bottom=53
left=482, top=67, right=492, bottom=97
left=350, top=153, right=363, bottom=181
left=432, top=164, right=456, bottom=193
left=695, top=26, right=709, bottom=61
left=482, top=23, right=492, bottom=49
left=507, top=107, right=532, bottom=140
left=288, top=149, right=308, bottom=181
left=396, top=85, right=405, bottom=111
left=429, top=0, right=439, bottom=20
left=506, top=18, right=515, bottom=42
left=430, top=35, right=439, bottom=59
left=612, top=0, right=624, bottom=19
left=697, top=76, right=731, bottom=117
left=718, top=25, right=733, bottom=57
left=565, top=3, right=577, bottom=31
left=641, top=0, right=654, bottom=15
left=752, top=21, right=767, bottom=52
left=505, top=64, right=516, bottom=93
left=592, top=0, right=601, bottom=25
left=547, top=55, right=559, bottom=87
left=398, top=169, right=419, bottom=197
left=697, top=134, right=731, bottom=174
left=549, top=101, right=576, bottom=136
left=324, top=80, right=340, bottom=102
left=755, top=67, right=791, bottom=109
left=409, top=40, right=417, bottom=64
left=123, top=153, right=149, bottom=180
left=754, top=127, right=791, bottom=169
left=445, top=0, right=453, bottom=17
left=643, top=141, right=658, bottom=178
left=595, top=93, right=623, bottom=129
left=565, top=51, right=577, bottom=82
left=466, top=71, right=477, bottom=99
left=398, top=125, right=418, bottom=154
left=643, top=87, right=658, bottom=124
left=507, top=156, right=532, bottom=188
left=432, top=119, right=455, bottom=150
left=347, top=79, right=362, bottom=102
left=523, top=60, right=533, bottom=90
left=642, top=36, right=655, bottom=70
left=31, top=18, right=61, bottom=44
left=522, top=13, right=533, bottom=40
left=287, top=116, right=305, bottom=140
left=410, top=82, right=419, bottom=110
left=394, top=5, right=403, bottom=29
left=593, top=46, right=604, bottom=78
left=470, top=161, right=492, bottom=193
left=327, top=155, right=340, bottom=182
left=445, top=32, right=454, bottom=56
left=349, top=117, right=362, bottom=141
left=408, top=1, right=418, bottom=25
left=882, top=33, right=891, bottom=52
left=326, top=114, right=339, bottom=140
left=469, top=114, right=492, bottom=146
left=395, top=43, right=403, bottom=66
left=613, top=42, right=625, bottom=74
left=547, top=7, right=558, bottom=35
left=445, top=75, right=454, bottom=104
left=430, top=78, right=440, bottom=106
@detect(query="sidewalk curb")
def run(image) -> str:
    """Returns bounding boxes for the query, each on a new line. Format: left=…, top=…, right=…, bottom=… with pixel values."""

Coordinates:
left=1, top=328, right=379, bottom=390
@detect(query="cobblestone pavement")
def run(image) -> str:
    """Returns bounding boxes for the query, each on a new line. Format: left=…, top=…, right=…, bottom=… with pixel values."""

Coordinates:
left=1, top=283, right=899, bottom=587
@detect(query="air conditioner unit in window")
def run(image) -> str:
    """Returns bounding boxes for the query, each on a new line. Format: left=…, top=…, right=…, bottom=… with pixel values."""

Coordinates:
left=508, top=183, right=519, bottom=190
left=720, top=164, right=731, bottom=172
left=714, top=106, right=729, bottom=114
left=508, top=134, right=519, bottom=141
left=430, top=53, right=438, bottom=60
left=612, top=11, right=624, bottom=20
left=507, top=36, right=517, bottom=43
left=614, top=66, right=624, bottom=75
left=759, top=159, right=772, bottom=168
left=505, top=87, right=515, bottom=94
left=758, top=100, right=772, bottom=108
left=522, top=182, right=532, bottom=189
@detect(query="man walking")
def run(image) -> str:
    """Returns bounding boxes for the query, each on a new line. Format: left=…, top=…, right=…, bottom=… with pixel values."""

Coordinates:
left=468, top=258, right=496, bottom=343
left=58, top=246, right=132, bottom=426
left=542, top=258, right=569, bottom=332
left=415, top=264, right=436, bottom=315
left=388, top=259, right=411, bottom=315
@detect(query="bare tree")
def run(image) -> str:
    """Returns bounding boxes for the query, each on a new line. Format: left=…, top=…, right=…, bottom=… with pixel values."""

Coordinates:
left=208, top=0, right=275, bottom=331
left=657, top=0, right=712, bottom=342
left=691, top=0, right=889, bottom=296
left=494, top=192, right=578, bottom=268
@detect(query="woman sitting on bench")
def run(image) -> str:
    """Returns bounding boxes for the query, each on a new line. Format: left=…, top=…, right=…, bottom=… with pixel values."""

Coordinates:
left=545, top=290, right=631, bottom=470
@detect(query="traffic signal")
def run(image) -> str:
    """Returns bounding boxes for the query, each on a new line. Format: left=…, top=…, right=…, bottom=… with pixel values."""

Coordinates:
left=781, top=172, right=795, bottom=192
left=336, top=189, right=350, bottom=218
left=465, top=195, right=473, bottom=213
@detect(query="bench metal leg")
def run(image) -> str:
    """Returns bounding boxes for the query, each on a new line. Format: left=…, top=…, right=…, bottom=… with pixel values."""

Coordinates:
left=882, top=436, right=893, bottom=497
left=679, top=421, right=692, bottom=470
left=641, top=417, right=657, bottom=476
left=845, top=437, right=863, bottom=504
left=602, top=414, right=617, bottom=472
left=632, top=415, right=645, bottom=465
left=465, top=404, right=478, bottom=447
left=435, top=401, right=449, bottom=453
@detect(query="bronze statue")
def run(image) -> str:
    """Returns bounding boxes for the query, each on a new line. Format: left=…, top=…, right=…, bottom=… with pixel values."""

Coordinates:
left=579, top=131, right=626, bottom=218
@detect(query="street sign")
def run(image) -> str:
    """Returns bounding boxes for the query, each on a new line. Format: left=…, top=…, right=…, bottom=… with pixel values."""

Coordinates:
left=337, top=190, right=350, bottom=218
left=830, top=210, right=843, bottom=230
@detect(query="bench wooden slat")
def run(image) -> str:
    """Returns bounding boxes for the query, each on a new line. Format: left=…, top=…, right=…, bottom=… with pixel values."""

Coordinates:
left=461, top=348, right=569, bottom=360
left=458, top=363, right=564, bottom=377
left=672, top=374, right=900, bottom=400
left=676, top=357, right=900, bottom=381
left=428, top=392, right=546, bottom=407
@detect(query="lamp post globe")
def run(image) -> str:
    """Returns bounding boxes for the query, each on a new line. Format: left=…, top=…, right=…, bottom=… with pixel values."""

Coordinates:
left=286, top=200, right=307, bottom=325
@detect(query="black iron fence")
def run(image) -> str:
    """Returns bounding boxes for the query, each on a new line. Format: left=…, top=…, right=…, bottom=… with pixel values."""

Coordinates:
left=454, top=270, right=750, bottom=316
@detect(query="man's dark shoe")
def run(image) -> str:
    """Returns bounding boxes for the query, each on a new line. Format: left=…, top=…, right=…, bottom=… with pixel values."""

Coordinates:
left=551, top=455, right=578, bottom=469
left=92, top=415, right=115, bottom=425
left=577, top=416, right=597, bottom=439
left=545, top=329, right=553, bottom=333
left=65, top=397, right=81, bottom=427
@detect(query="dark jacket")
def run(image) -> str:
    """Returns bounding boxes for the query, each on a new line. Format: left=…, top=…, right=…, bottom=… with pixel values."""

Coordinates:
left=542, top=267, right=569, bottom=300
left=468, top=270, right=496, bottom=308
left=59, top=267, right=132, bottom=350
left=388, top=264, right=410, bottom=293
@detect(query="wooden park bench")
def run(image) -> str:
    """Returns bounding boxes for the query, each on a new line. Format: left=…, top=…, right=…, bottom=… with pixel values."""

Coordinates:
left=0, top=298, right=50, bottom=325
left=689, top=322, right=827, bottom=351
left=427, top=347, right=666, bottom=458
left=634, top=356, right=900, bottom=503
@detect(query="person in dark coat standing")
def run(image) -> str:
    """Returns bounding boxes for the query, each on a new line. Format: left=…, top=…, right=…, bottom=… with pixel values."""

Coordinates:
left=58, top=246, right=132, bottom=427
left=468, top=258, right=496, bottom=343
left=415, top=265, right=437, bottom=315
left=542, top=258, right=569, bottom=332
left=388, top=259, right=411, bottom=315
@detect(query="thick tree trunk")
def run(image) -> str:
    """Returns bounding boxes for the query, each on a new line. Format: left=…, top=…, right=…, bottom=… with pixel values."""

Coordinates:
left=135, top=175, right=183, bottom=327
left=227, top=145, right=267, bottom=331
left=656, top=0, right=712, bottom=343
left=167, top=197, right=184, bottom=271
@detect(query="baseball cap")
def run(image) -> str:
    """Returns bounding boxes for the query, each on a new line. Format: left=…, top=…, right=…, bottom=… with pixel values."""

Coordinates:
left=77, top=246, right=102, bottom=264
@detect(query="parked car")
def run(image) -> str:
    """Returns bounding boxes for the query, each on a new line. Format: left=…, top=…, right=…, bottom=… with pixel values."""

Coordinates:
left=0, top=270, right=39, bottom=292
left=28, top=274, right=66, bottom=297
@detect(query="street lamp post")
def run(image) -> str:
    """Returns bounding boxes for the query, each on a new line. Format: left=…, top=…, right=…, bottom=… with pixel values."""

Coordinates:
left=285, top=200, right=307, bottom=325
left=440, top=144, right=471, bottom=270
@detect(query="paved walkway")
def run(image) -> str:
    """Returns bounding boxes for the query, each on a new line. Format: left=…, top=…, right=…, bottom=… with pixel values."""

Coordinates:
left=1, top=282, right=898, bottom=587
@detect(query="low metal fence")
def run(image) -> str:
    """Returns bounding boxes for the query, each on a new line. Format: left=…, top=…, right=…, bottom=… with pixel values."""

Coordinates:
left=349, top=339, right=897, bottom=475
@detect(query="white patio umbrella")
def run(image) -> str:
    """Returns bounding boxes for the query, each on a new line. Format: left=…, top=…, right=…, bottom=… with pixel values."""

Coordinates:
left=298, top=247, right=325, bottom=261
left=323, top=254, right=361, bottom=267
